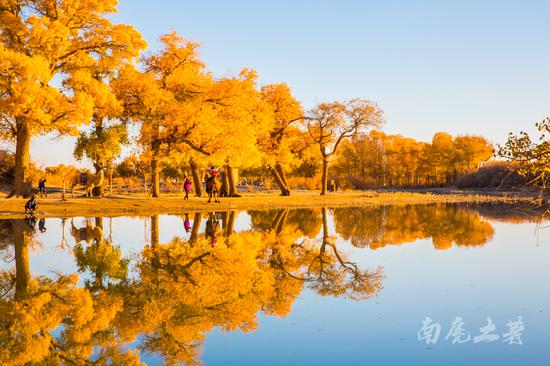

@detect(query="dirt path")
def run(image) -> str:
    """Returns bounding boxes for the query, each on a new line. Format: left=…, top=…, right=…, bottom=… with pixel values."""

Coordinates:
left=0, top=190, right=533, bottom=219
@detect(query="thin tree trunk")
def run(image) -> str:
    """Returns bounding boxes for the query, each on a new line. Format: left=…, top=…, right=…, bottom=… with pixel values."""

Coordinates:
left=9, top=120, right=31, bottom=198
left=270, top=166, right=290, bottom=196
left=189, top=158, right=203, bottom=197
left=151, top=142, right=160, bottom=198
left=109, top=165, right=113, bottom=196
left=220, top=170, right=230, bottom=197
left=275, top=164, right=291, bottom=195
left=13, top=221, right=30, bottom=300
left=225, top=164, right=240, bottom=197
left=62, top=180, right=67, bottom=201
left=321, top=157, right=329, bottom=195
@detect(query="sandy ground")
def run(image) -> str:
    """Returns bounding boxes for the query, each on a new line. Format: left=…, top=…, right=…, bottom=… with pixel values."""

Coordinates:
left=0, top=188, right=534, bottom=218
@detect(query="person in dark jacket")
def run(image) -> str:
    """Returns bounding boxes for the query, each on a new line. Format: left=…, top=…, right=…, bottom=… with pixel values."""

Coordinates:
left=25, top=196, right=37, bottom=215
left=38, top=178, right=47, bottom=197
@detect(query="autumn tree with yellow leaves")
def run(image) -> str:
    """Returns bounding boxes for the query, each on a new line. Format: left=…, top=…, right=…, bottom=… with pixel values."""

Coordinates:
left=334, top=130, right=493, bottom=188
left=304, top=99, right=384, bottom=195
left=112, top=32, right=207, bottom=197
left=498, top=118, right=550, bottom=193
left=0, top=0, right=145, bottom=197
left=259, top=83, right=304, bottom=196
left=114, top=31, right=270, bottom=198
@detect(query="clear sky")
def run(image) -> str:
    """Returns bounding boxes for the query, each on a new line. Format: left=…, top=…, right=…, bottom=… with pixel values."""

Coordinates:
left=26, top=0, right=550, bottom=167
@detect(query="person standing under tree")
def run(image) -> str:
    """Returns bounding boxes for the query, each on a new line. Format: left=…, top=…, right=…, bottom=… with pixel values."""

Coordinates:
left=38, top=178, right=47, bottom=197
left=329, top=179, right=336, bottom=192
left=183, top=175, right=192, bottom=200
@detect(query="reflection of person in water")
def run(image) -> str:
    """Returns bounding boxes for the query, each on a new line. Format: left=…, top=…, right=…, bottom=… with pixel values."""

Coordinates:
left=184, top=213, right=191, bottom=233
left=24, top=215, right=37, bottom=230
left=38, top=218, right=47, bottom=233
left=205, top=213, right=220, bottom=247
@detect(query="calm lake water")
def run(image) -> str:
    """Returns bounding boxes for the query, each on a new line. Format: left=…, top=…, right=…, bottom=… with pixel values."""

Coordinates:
left=0, top=203, right=548, bottom=365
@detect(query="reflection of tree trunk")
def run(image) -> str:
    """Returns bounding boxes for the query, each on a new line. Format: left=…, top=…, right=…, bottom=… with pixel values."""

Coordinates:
left=321, top=156, right=329, bottom=195
left=270, top=166, right=290, bottom=196
left=13, top=221, right=31, bottom=300
left=322, top=207, right=329, bottom=241
left=60, top=218, right=68, bottom=247
left=222, top=211, right=236, bottom=237
left=109, top=217, right=113, bottom=243
left=95, top=217, right=103, bottom=230
left=225, top=165, right=240, bottom=197
left=272, top=208, right=289, bottom=234
left=9, top=119, right=31, bottom=198
left=189, top=212, right=202, bottom=244
left=189, top=158, right=203, bottom=197
left=151, top=215, right=159, bottom=250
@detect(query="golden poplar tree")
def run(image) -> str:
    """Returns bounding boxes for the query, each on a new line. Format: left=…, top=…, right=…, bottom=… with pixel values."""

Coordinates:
left=0, top=0, right=145, bottom=197
left=304, top=99, right=383, bottom=195
left=259, top=83, right=304, bottom=196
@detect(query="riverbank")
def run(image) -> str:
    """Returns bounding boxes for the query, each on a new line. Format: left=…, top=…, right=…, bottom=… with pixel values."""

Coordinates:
left=0, top=189, right=536, bottom=219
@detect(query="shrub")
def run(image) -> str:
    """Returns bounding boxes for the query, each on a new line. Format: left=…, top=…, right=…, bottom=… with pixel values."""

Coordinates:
left=286, top=174, right=321, bottom=190
left=455, top=162, right=528, bottom=189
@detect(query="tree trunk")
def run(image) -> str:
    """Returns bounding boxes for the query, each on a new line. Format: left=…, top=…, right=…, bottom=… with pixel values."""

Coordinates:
left=62, top=180, right=67, bottom=201
left=276, top=164, right=291, bottom=195
left=220, top=170, right=230, bottom=197
left=225, top=164, right=240, bottom=197
left=13, top=221, right=30, bottom=300
left=189, top=158, right=203, bottom=197
left=270, top=166, right=290, bottom=196
left=92, top=163, right=103, bottom=197
left=151, top=142, right=160, bottom=198
left=109, top=165, right=113, bottom=196
left=321, top=157, right=329, bottom=195
left=9, top=120, right=32, bottom=198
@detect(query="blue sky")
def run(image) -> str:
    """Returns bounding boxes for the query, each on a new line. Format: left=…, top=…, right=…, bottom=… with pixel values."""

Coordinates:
left=28, top=0, right=550, bottom=167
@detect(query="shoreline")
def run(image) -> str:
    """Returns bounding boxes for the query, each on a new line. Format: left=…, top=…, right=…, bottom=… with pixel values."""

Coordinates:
left=0, top=189, right=536, bottom=219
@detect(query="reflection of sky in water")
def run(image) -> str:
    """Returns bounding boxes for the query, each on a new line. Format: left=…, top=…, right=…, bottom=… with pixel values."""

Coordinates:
left=1, top=207, right=549, bottom=366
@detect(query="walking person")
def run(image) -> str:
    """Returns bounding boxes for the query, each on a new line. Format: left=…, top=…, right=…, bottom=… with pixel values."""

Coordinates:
left=183, top=175, right=192, bottom=200
left=38, top=178, right=47, bottom=197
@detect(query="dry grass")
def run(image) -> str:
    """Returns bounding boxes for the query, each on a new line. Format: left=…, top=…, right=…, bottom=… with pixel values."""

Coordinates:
left=0, top=189, right=532, bottom=219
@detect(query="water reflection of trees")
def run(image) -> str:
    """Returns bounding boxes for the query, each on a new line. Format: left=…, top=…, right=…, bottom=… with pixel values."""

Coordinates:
left=0, top=211, right=382, bottom=365
left=333, top=204, right=496, bottom=250
left=72, top=217, right=129, bottom=290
